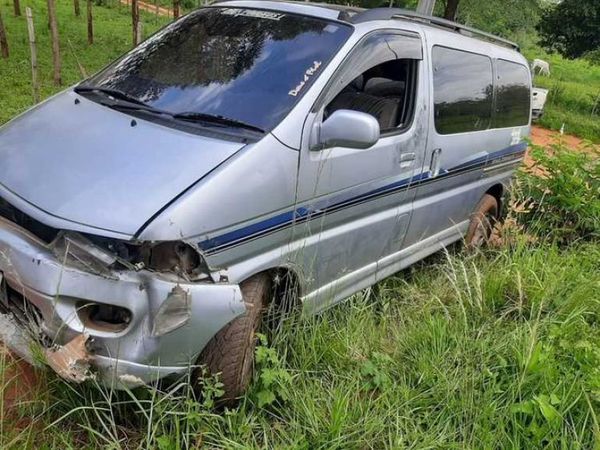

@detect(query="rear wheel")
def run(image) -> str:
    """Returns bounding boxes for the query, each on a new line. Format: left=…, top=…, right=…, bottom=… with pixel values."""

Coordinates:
left=465, top=194, right=498, bottom=249
left=195, top=273, right=270, bottom=405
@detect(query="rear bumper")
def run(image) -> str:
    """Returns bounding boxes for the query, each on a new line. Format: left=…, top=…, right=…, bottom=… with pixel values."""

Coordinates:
left=0, top=216, right=246, bottom=387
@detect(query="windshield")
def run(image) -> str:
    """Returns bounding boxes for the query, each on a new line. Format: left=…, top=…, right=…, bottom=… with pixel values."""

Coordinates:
left=82, top=7, right=352, bottom=132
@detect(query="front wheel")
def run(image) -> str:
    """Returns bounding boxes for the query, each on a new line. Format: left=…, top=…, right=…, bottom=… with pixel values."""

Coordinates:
left=465, top=194, right=498, bottom=249
left=195, top=273, right=270, bottom=405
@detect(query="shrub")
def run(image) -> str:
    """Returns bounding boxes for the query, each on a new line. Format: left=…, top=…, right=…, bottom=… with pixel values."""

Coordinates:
left=583, top=49, right=600, bottom=67
left=514, top=142, right=599, bottom=243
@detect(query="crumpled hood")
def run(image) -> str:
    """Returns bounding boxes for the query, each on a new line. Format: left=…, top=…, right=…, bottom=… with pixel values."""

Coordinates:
left=0, top=91, right=246, bottom=236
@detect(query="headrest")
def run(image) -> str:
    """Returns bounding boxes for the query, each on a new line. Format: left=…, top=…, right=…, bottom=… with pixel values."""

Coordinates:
left=364, top=78, right=406, bottom=97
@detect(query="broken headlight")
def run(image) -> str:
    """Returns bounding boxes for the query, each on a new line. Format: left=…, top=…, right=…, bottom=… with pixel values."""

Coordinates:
left=139, top=241, right=208, bottom=280
left=52, top=232, right=123, bottom=278
left=52, top=232, right=210, bottom=280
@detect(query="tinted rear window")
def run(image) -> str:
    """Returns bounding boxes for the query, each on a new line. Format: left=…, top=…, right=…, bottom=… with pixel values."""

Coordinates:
left=432, top=46, right=493, bottom=134
left=84, top=8, right=352, bottom=132
left=493, top=60, right=531, bottom=128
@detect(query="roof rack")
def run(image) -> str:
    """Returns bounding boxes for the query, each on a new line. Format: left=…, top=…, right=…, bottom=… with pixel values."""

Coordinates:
left=350, top=8, right=519, bottom=52
left=212, top=0, right=365, bottom=21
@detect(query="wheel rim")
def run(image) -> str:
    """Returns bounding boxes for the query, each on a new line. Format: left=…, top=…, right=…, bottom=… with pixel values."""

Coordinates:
left=471, top=213, right=494, bottom=247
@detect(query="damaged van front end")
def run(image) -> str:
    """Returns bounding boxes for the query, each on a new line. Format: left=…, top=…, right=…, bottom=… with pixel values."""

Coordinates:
left=0, top=80, right=259, bottom=387
left=0, top=207, right=245, bottom=388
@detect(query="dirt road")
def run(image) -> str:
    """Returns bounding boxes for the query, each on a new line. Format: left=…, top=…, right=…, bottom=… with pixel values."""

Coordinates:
left=530, top=125, right=594, bottom=149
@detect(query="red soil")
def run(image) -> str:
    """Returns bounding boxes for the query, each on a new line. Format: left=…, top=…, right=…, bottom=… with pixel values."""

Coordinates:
left=1, top=348, right=41, bottom=426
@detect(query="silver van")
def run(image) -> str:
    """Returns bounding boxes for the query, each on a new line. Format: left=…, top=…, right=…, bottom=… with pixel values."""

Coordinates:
left=0, top=1, right=531, bottom=402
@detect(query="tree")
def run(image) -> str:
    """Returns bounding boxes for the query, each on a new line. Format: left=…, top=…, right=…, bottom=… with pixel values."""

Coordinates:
left=435, top=0, right=541, bottom=39
left=13, top=0, right=21, bottom=17
left=132, top=0, right=139, bottom=46
left=47, top=0, right=61, bottom=85
left=443, top=0, right=459, bottom=21
left=87, top=0, right=93, bottom=44
left=0, top=9, right=8, bottom=59
left=537, top=0, right=600, bottom=59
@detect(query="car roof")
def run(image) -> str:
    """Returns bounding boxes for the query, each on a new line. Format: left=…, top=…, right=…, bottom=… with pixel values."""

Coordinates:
left=213, top=0, right=519, bottom=52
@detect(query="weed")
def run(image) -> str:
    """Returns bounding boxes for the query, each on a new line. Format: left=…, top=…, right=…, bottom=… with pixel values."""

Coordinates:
left=253, top=333, right=292, bottom=408
left=515, top=142, right=599, bottom=242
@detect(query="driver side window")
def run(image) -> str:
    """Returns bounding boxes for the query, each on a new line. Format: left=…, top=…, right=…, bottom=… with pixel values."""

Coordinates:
left=319, top=32, right=422, bottom=134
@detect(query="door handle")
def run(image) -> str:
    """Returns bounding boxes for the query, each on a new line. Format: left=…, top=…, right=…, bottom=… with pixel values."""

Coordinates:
left=430, top=148, right=442, bottom=177
left=399, top=152, right=415, bottom=168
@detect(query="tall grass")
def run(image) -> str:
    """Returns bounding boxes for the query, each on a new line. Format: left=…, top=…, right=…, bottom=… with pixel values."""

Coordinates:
left=515, top=142, right=599, bottom=243
left=3, top=137, right=600, bottom=447
left=1, top=2, right=599, bottom=448
left=2, top=239, right=599, bottom=448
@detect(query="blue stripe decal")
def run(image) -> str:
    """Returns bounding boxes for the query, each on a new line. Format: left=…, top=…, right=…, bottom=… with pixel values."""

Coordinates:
left=198, top=142, right=526, bottom=253
left=198, top=210, right=295, bottom=251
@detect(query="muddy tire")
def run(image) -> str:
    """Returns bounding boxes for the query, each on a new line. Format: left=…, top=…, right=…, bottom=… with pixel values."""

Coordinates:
left=465, top=194, right=498, bottom=249
left=195, top=273, right=270, bottom=405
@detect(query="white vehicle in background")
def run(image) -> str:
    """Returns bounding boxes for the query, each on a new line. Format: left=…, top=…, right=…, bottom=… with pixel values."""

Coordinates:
left=531, top=58, right=550, bottom=121
left=532, top=86, right=549, bottom=120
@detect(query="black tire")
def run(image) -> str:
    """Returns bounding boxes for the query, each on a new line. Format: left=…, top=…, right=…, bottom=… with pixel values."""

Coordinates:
left=195, top=272, right=270, bottom=405
left=465, top=194, right=498, bottom=249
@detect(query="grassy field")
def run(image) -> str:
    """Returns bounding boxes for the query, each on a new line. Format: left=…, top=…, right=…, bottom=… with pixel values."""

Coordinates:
left=2, top=237, right=599, bottom=448
left=524, top=48, right=600, bottom=143
left=0, top=0, right=169, bottom=124
left=0, top=2, right=599, bottom=448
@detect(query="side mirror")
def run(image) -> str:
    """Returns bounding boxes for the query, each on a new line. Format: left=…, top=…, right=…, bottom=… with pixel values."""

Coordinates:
left=312, top=110, right=380, bottom=151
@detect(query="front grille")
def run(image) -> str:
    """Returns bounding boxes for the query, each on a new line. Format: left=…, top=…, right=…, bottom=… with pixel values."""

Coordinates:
left=0, top=196, right=60, bottom=243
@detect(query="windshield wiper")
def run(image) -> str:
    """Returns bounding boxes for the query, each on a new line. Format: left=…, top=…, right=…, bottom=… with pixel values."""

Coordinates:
left=173, top=112, right=265, bottom=134
left=74, top=85, right=149, bottom=107
left=75, top=87, right=265, bottom=134
left=76, top=86, right=175, bottom=117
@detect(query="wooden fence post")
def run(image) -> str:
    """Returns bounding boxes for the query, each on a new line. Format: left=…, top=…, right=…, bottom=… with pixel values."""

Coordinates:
left=87, top=0, right=93, bottom=44
left=0, top=9, right=9, bottom=59
left=136, top=20, right=143, bottom=44
left=25, top=7, right=40, bottom=103
left=173, top=0, right=180, bottom=19
left=47, top=0, right=61, bottom=86
left=132, top=0, right=139, bottom=46
left=13, top=0, right=21, bottom=17
left=74, top=0, right=80, bottom=17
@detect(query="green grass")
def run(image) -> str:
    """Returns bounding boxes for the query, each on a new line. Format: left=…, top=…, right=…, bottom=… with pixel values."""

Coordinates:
left=1, top=3, right=600, bottom=448
left=0, top=0, right=170, bottom=125
left=2, top=240, right=599, bottom=448
left=524, top=48, right=600, bottom=143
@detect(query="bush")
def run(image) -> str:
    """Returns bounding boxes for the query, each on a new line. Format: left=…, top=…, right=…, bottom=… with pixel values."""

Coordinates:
left=514, top=143, right=600, bottom=243
left=583, top=49, right=600, bottom=67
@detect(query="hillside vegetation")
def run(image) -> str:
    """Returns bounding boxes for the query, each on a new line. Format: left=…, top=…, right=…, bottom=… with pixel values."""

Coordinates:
left=525, top=49, right=600, bottom=143
left=0, top=1, right=599, bottom=448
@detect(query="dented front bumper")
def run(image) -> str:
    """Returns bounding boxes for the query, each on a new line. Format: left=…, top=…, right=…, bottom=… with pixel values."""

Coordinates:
left=0, top=216, right=246, bottom=387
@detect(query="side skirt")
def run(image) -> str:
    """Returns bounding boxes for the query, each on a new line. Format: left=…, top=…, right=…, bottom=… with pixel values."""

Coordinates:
left=301, top=220, right=470, bottom=314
